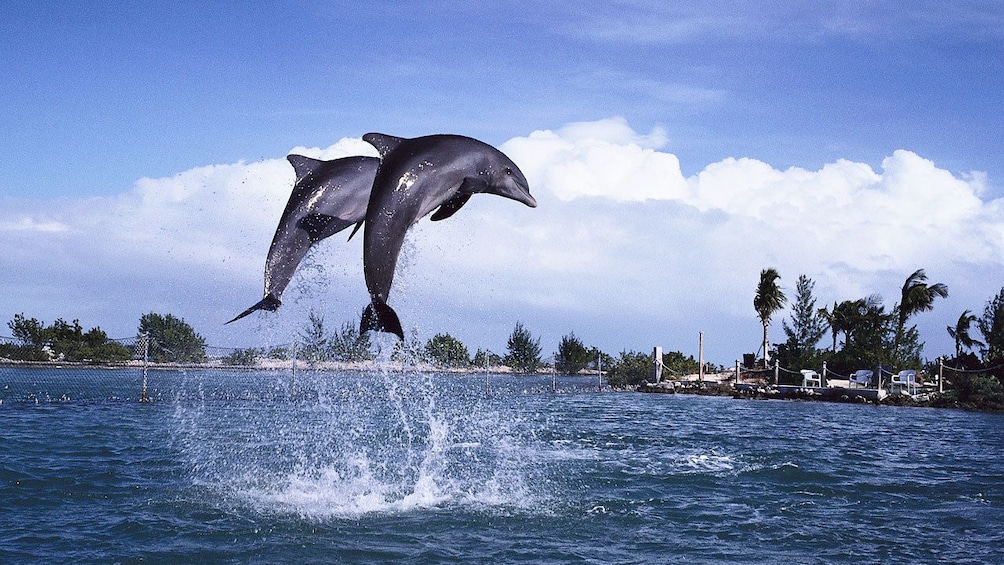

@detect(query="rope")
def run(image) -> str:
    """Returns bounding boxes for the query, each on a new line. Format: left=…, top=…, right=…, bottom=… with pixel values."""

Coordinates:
left=825, top=369, right=852, bottom=380
left=942, top=362, right=1004, bottom=374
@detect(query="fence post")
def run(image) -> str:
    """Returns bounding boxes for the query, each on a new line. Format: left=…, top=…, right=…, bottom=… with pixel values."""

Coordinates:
left=698, top=332, right=704, bottom=383
left=485, top=352, right=491, bottom=397
left=939, top=356, right=944, bottom=394
left=290, top=341, right=297, bottom=400
left=652, top=346, right=663, bottom=383
left=598, top=352, right=602, bottom=392
left=774, top=359, right=779, bottom=386
left=140, top=332, right=149, bottom=403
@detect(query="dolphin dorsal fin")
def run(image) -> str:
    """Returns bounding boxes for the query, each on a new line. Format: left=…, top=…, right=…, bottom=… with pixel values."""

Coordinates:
left=362, top=133, right=405, bottom=158
left=286, top=154, right=323, bottom=182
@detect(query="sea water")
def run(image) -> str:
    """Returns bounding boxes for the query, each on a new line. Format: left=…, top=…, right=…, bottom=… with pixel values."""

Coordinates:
left=1, top=367, right=1001, bottom=564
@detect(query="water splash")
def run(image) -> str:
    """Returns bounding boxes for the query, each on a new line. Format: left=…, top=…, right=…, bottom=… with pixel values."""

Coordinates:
left=170, top=368, right=546, bottom=519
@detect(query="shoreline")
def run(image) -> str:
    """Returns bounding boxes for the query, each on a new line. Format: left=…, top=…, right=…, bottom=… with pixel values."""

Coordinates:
left=637, top=379, right=1003, bottom=413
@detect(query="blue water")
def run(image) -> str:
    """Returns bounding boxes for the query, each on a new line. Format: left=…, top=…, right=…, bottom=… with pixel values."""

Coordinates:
left=2, top=367, right=1002, bottom=564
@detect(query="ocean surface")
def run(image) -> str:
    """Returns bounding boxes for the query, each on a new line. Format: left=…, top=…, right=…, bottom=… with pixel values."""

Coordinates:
left=1, top=366, right=1002, bottom=564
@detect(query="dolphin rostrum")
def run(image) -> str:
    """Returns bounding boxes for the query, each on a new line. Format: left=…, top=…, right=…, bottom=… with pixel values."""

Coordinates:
left=359, top=133, right=537, bottom=339
left=227, top=154, right=380, bottom=324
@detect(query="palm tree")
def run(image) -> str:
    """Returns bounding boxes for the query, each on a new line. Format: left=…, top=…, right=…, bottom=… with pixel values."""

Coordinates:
left=895, top=269, right=949, bottom=356
left=828, top=299, right=866, bottom=351
left=754, top=268, right=786, bottom=362
left=947, top=310, right=983, bottom=359
left=818, top=302, right=838, bottom=352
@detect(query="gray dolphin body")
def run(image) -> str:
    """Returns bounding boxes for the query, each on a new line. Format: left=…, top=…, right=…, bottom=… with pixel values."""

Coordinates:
left=359, top=133, right=537, bottom=339
left=227, top=154, right=379, bottom=324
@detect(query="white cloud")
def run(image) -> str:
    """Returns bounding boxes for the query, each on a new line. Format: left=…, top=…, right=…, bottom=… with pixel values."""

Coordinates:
left=1, top=118, right=1001, bottom=361
left=0, top=216, right=70, bottom=233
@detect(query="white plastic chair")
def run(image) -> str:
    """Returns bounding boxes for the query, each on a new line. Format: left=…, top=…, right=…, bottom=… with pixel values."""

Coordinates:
left=850, top=370, right=872, bottom=388
left=800, top=369, right=821, bottom=388
left=891, top=370, right=918, bottom=395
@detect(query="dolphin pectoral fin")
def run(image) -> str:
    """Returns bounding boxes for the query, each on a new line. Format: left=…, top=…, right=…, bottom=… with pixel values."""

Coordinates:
left=360, top=300, right=404, bottom=340
left=362, top=133, right=406, bottom=158
left=296, top=213, right=347, bottom=242
left=430, top=193, right=473, bottom=221
left=226, top=294, right=282, bottom=324
left=347, top=221, right=364, bottom=241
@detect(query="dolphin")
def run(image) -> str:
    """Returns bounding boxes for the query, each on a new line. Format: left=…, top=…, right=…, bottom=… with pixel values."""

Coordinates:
left=227, top=154, right=380, bottom=324
left=359, top=133, right=537, bottom=339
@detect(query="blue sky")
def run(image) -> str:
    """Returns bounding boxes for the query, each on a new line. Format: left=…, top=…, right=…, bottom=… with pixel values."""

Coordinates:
left=2, top=1, right=1003, bottom=364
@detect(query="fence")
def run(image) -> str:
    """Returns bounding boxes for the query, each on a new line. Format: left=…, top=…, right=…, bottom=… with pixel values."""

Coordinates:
left=730, top=356, right=1004, bottom=393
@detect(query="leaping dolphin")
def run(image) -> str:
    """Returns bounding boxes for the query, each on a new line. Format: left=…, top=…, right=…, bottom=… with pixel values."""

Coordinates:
left=227, top=154, right=380, bottom=324
left=359, top=133, right=537, bottom=339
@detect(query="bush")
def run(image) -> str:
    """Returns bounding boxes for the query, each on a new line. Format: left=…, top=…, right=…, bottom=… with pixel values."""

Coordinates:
left=606, top=350, right=653, bottom=388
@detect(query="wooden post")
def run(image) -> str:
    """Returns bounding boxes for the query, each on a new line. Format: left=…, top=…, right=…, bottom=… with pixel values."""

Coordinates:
left=597, top=352, right=603, bottom=392
left=552, top=358, right=556, bottom=393
left=698, top=332, right=704, bottom=383
left=939, top=356, right=944, bottom=394
left=774, top=359, right=779, bottom=386
left=735, top=359, right=740, bottom=386
left=652, top=346, right=663, bottom=383
left=485, top=351, right=491, bottom=397
left=822, top=361, right=828, bottom=388
left=140, top=332, right=149, bottom=403
left=290, top=341, right=297, bottom=400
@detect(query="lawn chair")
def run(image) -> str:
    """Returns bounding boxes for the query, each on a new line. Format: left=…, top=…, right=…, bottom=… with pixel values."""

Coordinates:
left=890, top=370, right=918, bottom=395
left=800, top=369, right=821, bottom=388
left=850, top=370, right=873, bottom=388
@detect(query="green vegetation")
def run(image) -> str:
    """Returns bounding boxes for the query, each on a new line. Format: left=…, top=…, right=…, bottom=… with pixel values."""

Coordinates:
left=554, top=332, right=590, bottom=374
left=1, top=314, right=131, bottom=362
left=777, top=275, right=827, bottom=371
left=754, top=268, right=786, bottom=363
left=425, top=333, right=470, bottom=369
left=505, top=322, right=541, bottom=373
left=472, top=348, right=503, bottom=368
left=5, top=276, right=1001, bottom=413
left=222, top=347, right=263, bottom=366
left=605, top=350, right=651, bottom=387
left=138, top=312, right=207, bottom=363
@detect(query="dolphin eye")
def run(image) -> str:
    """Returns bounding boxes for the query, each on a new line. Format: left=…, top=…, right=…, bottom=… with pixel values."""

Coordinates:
left=505, top=167, right=512, bottom=176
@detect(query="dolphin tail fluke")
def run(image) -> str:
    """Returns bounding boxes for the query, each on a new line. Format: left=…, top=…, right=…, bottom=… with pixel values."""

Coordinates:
left=226, top=294, right=282, bottom=325
left=360, top=300, right=404, bottom=340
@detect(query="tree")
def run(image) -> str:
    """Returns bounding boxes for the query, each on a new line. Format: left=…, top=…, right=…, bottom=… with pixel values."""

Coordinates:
left=947, top=310, right=983, bottom=360
left=605, top=350, right=652, bottom=388
left=505, top=322, right=541, bottom=373
left=425, top=333, right=470, bottom=368
left=137, top=312, right=207, bottom=363
left=587, top=347, right=615, bottom=373
left=222, top=347, right=262, bottom=366
left=817, top=302, right=839, bottom=352
left=297, top=310, right=329, bottom=363
left=977, top=287, right=1004, bottom=376
left=780, top=275, right=827, bottom=368
left=753, top=268, right=786, bottom=362
left=329, top=321, right=374, bottom=362
left=472, top=348, right=503, bottom=368
left=828, top=295, right=894, bottom=375
left=660, top=350, right=700, bottom=376
left=5, top=314, right=130, bottom=362
left=554, top=332, right=590, bottom=374
left=894, top=269, right=948, bottom=358
left=9, top=314, right=48, bottom=347
left=832, top=299, right=866, bottom=351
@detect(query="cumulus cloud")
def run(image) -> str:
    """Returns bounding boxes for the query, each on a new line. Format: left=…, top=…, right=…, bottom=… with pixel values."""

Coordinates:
left=1, top=117, right=1001, bottom=360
